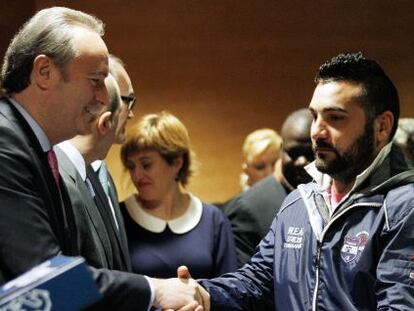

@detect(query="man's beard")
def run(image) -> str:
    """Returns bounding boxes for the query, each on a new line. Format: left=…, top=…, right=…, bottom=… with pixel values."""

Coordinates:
left=313, top=121, right=375, bottom=183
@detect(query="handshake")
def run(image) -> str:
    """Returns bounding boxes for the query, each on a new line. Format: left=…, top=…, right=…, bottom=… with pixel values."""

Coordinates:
left=150, top=266, right=210, bottom=311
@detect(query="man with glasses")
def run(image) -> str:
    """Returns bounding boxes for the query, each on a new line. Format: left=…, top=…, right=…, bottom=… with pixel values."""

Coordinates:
left=109, top=54, right=136, bottom=145
left=56, top=55, right=136, bottom=273
left=55, top=74, right=124, bottom=270
left=87, top=54, right=137, bottom=272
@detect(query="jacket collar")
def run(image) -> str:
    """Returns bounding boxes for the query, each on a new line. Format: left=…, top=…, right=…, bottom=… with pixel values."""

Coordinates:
left=9, top=98, right=51, bottom=152
left=305, top=142, right=393, bottom=195
left=124, top=193, right=203, bottom=234
left=55, top=140, right=87, bottom=181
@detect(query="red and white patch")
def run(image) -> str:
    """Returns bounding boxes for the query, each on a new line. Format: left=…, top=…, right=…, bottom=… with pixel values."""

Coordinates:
left=340, top=231, right=369, bottom=263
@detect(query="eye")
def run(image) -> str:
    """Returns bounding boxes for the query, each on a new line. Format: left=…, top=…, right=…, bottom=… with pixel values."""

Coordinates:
left=90, top=78, right=100, bottom=87
left=90, top=77, right=105, bottom=88
left=141, top=161, right=152, bottom=170
left=253, top=163, right=266, bottom=170
left=125, top=160, right=135, bottom=171
left=309, top=109, right=317, bottom=121
left=327, top=114, right=345, bottom=122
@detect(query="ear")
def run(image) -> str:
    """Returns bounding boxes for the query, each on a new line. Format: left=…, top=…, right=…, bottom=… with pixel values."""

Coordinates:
left=242, top=162, right=249, bottom=174
left=173, top=155, right=184, bottom=173
left=32, top=55, right=56, bottom=90
left=96, top=111, right=113, bottom=135
left=374, top=111, right=394, bottom=147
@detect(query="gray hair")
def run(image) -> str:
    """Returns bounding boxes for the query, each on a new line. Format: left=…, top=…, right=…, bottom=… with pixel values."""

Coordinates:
left=105, top=74, right=121, bottom=120
left=1, top=6, right=105, bottom=94
left=108, top=54, right=126, bottom=81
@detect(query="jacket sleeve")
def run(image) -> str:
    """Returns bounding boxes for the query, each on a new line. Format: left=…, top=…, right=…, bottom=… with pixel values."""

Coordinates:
left=199, top=218, right=276, bottom=311
left=88, top=268, right=151, bottom=310
left=376, top=184, right=414, bottom=310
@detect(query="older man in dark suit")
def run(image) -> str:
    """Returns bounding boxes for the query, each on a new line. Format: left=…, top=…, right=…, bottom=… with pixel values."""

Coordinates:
left=0, top=7, right=204, bottom=311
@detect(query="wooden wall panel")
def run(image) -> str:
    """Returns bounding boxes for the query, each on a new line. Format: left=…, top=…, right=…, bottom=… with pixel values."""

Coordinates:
left=15, top=0, right=413, bottom=202
left=0, top=1, right=35, bottom=96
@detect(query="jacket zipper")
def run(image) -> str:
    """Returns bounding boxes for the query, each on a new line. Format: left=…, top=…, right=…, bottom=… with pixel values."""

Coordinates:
left=310, top=201, right=383, bottom=311
left=312, top=241, right=322, bottom=311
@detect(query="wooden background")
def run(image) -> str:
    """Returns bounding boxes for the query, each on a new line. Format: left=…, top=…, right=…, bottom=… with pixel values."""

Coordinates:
left=1, top=1, right=413, bottom=203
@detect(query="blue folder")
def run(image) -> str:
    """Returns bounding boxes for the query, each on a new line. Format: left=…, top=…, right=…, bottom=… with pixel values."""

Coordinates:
left=0, top=255, right=101, bottom=311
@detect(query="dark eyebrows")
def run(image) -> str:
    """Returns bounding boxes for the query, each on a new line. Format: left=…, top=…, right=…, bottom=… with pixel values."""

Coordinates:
left=139, top=156, right=152, bottom=162
left=323, top=107, right=348, bottom=114
left=309, top=106, right=348, bottom=114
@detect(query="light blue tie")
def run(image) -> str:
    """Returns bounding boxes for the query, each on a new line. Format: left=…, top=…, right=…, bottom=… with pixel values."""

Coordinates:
left=98, top=162, right=120, bottom=230
left=98, top=162, right=109, bottom=195
left=85, top=177, right=96, bottom=197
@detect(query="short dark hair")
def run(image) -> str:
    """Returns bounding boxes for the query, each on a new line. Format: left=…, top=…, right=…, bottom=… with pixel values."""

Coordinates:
left=315, top=52, right=399, bottom=139
left=1, top=7, right=105, bottom=94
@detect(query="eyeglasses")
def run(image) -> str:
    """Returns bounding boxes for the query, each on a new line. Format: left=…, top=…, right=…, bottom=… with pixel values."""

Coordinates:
left=121, top=94, right=136, bottom=111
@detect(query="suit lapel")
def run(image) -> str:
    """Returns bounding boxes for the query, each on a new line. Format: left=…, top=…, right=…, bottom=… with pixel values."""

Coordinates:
left=55, top=146, right=114, bottom=265
left=86, top=165, right=126, bottom=270
left=107, top=174, right=132, bottom=271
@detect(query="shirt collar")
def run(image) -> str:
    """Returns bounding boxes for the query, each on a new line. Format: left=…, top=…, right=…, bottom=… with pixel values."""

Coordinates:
left=9, top=98, right=51, bottom=152
left=124, top=193, right=203, bottom=234
left=55, top=140, right=87, bottom=180
left=91, top=160, right=103, bottom=172
left=305, top=142, right=393, bottom=194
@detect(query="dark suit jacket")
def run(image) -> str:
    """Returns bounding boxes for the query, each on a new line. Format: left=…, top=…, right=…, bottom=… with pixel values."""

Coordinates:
left=55, top=147, right=114, bottom=269
left=223, top=175, right=287, bottom=267
left=0, top=98, right=150, bottom=310
left=86, top=165, right=132, bottom=272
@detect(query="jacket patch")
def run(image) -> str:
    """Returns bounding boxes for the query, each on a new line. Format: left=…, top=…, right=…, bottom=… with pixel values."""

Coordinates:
left=340, top=231, right=369, bottom=263
left=283, top=226, right=304, bottom=249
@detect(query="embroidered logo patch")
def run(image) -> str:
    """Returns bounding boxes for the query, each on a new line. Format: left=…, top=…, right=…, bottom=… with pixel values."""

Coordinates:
left=283, top=226, right=305, bottom=249
left=341, top=231, right=369, bottom=263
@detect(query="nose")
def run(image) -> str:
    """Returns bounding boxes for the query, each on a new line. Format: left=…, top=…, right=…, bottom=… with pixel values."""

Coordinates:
left=88, top=83, right=109, bottom=116
left=130, top=167, right=143, bottom=185
left=132, top=166, right=143, bottom=179
left=311, top=116, right=328, bottom=142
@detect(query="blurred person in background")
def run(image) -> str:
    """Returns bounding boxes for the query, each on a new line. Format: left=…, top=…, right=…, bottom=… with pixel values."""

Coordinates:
left=215, top=128, right=282, bottom=209
left=240, top=128, right=282, bottom=190
left=393, top=118, right=414, bottom=167
left=223, top=108, right=314, bottom=266
left=120, top=111, right=237, bottom=278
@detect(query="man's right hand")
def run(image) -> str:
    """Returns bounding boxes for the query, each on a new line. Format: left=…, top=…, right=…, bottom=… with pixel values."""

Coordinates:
left=151, top=274, right=207, bottom=311
left=176, top=266, right=210, bottom=311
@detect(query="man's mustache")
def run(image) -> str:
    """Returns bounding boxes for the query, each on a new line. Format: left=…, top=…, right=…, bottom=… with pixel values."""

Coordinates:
left=313, top=140, right=336, bottom=151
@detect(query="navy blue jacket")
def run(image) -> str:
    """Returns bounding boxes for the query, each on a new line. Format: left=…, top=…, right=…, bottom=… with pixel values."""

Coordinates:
left=200, top=145, right=414, bottom=310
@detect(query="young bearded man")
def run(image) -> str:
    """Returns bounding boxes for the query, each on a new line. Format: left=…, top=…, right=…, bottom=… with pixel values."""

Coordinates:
left=189, top=52, right=414, bottom=311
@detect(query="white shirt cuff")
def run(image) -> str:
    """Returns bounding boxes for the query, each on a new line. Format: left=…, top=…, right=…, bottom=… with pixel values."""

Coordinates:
left=144, top=276, right=156, bottom=311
